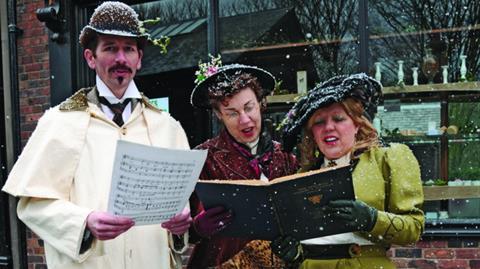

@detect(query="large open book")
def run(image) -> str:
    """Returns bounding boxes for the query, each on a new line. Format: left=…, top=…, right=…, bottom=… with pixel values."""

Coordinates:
left=194, top=165, right=354, bottom=240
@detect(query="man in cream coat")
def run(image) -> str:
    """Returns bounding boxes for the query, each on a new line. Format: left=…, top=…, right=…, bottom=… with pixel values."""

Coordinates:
left=2, top=2, right=192, bottom=268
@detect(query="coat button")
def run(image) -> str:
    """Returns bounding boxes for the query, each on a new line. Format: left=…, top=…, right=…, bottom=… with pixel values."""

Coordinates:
left=121, top=127, right=127, bottom=135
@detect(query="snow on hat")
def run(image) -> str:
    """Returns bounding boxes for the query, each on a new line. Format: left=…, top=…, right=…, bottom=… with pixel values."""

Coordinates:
left=79, top=1, right=148, bottom=48
left=281, top=73, right=382, bottom=151
left=191, top=63, right=276, bottom=109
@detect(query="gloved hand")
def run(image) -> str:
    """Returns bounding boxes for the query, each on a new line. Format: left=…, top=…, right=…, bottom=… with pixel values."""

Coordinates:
left=270, top=235, right=303, bottom=263
left=323, top=200, right=378, bottom=232
left=193, top=206, right=233, bottom=237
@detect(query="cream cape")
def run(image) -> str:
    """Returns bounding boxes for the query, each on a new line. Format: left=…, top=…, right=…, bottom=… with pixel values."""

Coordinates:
left=3, top=89, right=190, bottom=269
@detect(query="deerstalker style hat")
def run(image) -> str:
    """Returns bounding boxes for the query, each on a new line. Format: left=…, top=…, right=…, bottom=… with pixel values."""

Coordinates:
left=79, top=1, right=148, bottom=48
left=281, top=73, right=382, bottom=151
left=190, top=64, right=276, bottom=109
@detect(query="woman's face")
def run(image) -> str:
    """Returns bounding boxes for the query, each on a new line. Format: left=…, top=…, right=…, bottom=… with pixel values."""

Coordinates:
left=215, top=87, right=262, bottom=144
left=309, top=103, right=359, bottom=160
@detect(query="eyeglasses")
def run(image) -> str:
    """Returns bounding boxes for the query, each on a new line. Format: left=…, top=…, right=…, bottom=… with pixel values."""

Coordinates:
left=222, top=102, right=259, bottom=121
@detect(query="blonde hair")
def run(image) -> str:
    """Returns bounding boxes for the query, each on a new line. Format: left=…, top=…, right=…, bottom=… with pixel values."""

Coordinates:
left=298, top=98, right=380, bottom=171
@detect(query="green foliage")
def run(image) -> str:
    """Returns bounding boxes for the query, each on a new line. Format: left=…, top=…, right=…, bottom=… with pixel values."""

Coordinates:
left=448, top=102, right=480, bottom=180
left=423, top=179, right=448, bottom=186
left=404, top=25, right=417, bottom=33
left=139, top=17, right=170, bottom=54
left=383, top=127, right=401, bottom=137
left=273, top=80, right=289, bottom=95
left=449, top=166, right=480, bottom=181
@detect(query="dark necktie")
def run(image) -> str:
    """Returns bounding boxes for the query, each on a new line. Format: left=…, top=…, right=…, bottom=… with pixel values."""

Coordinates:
left=99, top=97, right=130, bottom=126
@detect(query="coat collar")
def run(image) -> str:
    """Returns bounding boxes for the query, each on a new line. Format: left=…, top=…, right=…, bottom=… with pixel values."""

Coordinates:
left=58, top=86, right=162, bottom=113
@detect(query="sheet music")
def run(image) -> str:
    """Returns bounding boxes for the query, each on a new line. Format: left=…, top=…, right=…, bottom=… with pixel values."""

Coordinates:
left=107, top=140, right=207, bottom=225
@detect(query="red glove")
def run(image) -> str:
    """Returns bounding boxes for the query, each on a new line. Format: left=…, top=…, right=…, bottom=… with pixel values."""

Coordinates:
left=193, top=206, right=233, bottom=237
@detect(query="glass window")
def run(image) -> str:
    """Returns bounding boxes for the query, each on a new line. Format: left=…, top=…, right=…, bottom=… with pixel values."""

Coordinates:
left=366, top=1, right=480, bottom=231
left=219, top=0, right=359, bottom=94
left=129, top=0, right=209, bottom=146
left=448, top=102, right=480, bottom=182
left=376, top=102, right=442, bottom=182
left=368, top=1, right=479, bottom=87
left=375, top=99, right=480, bottom=226
left=132, top=0, right=208, bottom=76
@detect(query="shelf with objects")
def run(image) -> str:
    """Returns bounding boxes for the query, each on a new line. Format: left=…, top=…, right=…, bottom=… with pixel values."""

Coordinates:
left=261, top=2, right=480, bottom=236
left=375, top=82, right=480, bottom=236
left=265, top=81, right=480, bottom=236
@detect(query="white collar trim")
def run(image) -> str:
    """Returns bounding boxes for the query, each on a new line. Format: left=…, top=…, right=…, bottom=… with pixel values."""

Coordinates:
left=96, top=75, right=142, bottom=104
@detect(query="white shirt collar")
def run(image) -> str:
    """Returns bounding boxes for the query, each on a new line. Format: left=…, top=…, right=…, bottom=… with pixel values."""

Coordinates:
left=246, top=137, right=260, bottom=155
left=322, top=154, right=351, bottom=168
left=96, top=75, right=142, bottom=104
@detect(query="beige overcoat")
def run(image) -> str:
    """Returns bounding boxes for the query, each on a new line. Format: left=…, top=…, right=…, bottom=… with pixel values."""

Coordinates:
left=2, top=88, right=190, bottom=269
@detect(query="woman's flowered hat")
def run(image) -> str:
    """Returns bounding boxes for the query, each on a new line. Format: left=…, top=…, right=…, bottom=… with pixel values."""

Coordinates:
left=281, top=73, right=382, bottom=151
left=79, top=1, right=149, bottom=48
left=190, top=55, right=276, bottom=109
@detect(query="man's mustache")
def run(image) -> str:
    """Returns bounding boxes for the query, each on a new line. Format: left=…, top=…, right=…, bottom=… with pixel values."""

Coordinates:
left=109, top=64, right=132, bottom=73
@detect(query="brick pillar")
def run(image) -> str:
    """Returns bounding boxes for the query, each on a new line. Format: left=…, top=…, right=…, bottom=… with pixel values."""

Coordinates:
left=16, top=0, right=51, bottom=145
left=16, top=0, right=50, bottom=268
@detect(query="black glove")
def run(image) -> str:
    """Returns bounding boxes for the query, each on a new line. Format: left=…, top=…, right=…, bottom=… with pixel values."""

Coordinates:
left=271, top=235, right=303, bottom=263
left=323, top=200, right=378, bottom=232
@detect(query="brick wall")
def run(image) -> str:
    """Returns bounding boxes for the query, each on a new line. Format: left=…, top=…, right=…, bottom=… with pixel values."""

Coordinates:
left=16, top=0, right=51, bottom=145
left=16, top=0, right=50, bottom=268
left=391, top=239, right=480, bottom=269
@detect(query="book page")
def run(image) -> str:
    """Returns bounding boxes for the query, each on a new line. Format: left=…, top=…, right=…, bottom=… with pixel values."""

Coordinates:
left=197, top=164, right=350, bottom=186
left=107, top=140, right=207, bottom=225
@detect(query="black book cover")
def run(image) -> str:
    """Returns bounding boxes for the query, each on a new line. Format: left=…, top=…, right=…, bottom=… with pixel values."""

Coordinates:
left=194, top=165, right=355, bottom=240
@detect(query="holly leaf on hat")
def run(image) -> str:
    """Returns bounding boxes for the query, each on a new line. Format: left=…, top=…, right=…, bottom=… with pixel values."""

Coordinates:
left=139, top=17, right=170, bottom=54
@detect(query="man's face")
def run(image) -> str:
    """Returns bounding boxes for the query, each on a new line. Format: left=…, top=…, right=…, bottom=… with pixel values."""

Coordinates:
left=84, top=35, right=143, bottom=98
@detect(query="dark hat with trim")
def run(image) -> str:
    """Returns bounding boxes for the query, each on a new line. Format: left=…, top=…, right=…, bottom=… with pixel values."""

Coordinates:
left=190, top=63, right=276, bottom=109
left=281, top=73, right=382, bottom=151
left=79, top=1, right=148, bottom=48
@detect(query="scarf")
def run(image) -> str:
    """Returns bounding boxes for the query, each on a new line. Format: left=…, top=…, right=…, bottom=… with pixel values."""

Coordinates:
left=226, top=129, right=274, bottom=179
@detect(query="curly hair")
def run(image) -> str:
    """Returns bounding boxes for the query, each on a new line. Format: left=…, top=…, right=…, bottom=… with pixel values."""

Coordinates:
left=208, top=73, right=265, bottom=110
left=298, top=98, right=380, bottom=171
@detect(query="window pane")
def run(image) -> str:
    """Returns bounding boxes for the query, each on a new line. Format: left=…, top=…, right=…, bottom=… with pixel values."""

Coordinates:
left=133, top=0, right=208, bottom=75
left=376, top=102, right=442, bottom=181
left=219, top=0, right=359, bottom=94
left=131, top=0, right=209, bottom=146
left=368, top=1, right=480, bottom=87
left=448, top=102, right=480, bottom=181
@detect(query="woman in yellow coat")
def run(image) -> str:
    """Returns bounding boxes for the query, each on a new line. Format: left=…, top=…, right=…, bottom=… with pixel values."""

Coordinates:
left=273, top=73, right=425, bottom=269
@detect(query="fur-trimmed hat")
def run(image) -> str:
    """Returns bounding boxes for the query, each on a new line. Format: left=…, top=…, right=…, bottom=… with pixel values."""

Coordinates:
left=79, top=1, right=148, bottom=48
left=190, top=64, right=276, bottom=109
left=281, top=73, right=382, bottom=151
